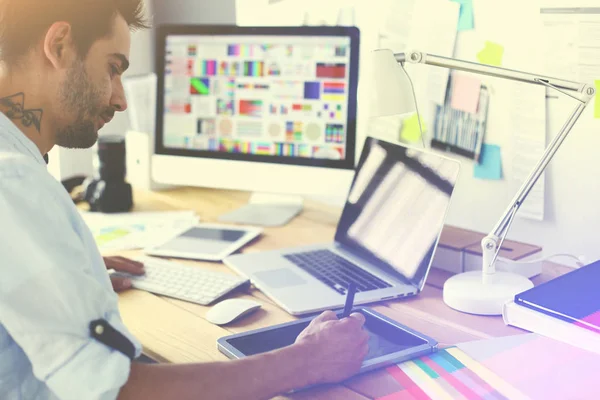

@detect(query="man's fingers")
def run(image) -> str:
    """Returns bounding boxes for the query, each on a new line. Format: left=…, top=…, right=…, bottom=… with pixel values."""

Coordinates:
left=346, top=312, right=366, bottom=327
left=313, top=310, right=338, bottom=323
left=110, top=275, right=132, bottom=292
left=104, top=256, right=145, bottom=275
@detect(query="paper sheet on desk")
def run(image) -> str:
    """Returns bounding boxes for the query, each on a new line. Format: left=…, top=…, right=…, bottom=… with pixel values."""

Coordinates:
left=80, top=210, right=199, bottom=252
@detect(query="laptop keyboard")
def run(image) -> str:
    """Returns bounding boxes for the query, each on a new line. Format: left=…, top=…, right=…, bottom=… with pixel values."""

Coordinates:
left=284, top=249, right=392, bottom=295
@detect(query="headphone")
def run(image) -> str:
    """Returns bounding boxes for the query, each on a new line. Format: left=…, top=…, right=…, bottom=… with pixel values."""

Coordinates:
left=81, top=177, right=133, bottom=213
left=62, top=135, right=133, bottom=213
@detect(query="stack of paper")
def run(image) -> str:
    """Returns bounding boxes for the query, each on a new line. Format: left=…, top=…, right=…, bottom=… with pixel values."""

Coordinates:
left=80, top=210, right=200, bottom=252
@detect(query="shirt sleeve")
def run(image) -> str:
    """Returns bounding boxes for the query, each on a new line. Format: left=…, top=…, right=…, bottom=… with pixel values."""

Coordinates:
left=0, top=161, right=138, bottom=400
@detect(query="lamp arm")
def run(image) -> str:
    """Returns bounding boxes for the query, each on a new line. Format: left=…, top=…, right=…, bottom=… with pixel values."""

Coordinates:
left=394, top=50, right=596, bottom=278
left=482, top=99, right=590, bottom=277
left=396, top=51, right=589, bottom=96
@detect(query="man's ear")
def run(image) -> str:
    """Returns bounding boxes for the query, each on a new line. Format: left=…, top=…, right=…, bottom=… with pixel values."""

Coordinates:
left=43, top=22, right=77, bottom=69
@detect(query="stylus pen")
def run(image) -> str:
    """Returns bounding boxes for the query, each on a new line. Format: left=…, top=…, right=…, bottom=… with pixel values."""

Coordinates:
left=342, top=283, right=356, bottom=318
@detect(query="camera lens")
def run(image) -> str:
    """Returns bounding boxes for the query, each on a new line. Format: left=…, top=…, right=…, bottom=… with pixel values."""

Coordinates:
left=97, top=135, right=126, bottom=182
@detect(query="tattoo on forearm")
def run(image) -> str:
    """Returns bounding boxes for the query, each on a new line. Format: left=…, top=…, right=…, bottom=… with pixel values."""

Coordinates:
left=0, top=93, right=43, bottom=132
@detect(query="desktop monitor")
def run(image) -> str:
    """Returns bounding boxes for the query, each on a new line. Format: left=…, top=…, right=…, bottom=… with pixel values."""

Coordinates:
left=152, top=25, right=360, bottom=225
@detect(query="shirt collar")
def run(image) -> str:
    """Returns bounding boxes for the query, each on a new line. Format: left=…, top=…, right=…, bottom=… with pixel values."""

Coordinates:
left=0, top=112, right=47, bottom=166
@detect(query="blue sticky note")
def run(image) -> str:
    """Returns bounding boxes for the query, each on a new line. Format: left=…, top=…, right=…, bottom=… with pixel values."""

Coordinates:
left=452, top=0, right=474, bottom=31
left=474, top=144, right=502, bottom=180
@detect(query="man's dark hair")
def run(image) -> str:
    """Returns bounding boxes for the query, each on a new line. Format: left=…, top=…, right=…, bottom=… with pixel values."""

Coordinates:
left=0, top=0, right=149, bottom=65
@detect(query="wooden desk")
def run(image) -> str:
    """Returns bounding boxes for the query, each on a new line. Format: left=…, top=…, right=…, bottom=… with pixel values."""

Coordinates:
left=113, top=187, right=568, bottom=400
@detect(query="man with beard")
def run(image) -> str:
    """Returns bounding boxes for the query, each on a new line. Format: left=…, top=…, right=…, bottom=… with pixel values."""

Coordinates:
left=0, top=1, right=369, bottom=399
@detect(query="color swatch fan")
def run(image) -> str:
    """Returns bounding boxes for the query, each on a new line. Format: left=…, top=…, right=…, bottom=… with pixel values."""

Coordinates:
left=347, top=333, right=600, bottom=399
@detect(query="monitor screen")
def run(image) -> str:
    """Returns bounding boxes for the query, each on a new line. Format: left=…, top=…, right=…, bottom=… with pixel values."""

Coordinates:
left=155, top=26, right=359, bottom=170
left=335, top=138, right=460, bottom=288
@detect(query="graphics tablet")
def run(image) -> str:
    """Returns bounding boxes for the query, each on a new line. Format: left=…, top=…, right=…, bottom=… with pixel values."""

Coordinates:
left=144, top=223, right=262, bottom=261
left=217, top=307, right=437, bottom=376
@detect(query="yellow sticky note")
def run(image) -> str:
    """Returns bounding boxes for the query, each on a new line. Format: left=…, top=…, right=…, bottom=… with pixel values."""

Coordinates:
left=477, top=41, right=504, bottom=67
left=401, top=113, right=426, bottom=143
left=595, top=80, right=600, bottom=119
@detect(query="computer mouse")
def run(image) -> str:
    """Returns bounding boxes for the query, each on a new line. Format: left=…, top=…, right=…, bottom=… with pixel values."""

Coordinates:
left=206, top=298, right=262, bottom=325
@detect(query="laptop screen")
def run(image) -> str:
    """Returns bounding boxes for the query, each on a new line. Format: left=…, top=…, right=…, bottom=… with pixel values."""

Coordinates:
left=335, top=137, right=460, bottom=289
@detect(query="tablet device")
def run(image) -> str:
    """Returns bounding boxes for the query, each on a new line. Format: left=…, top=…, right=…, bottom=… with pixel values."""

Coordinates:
left=144, top=223, right=262, bottom=261
left=217, top=307, right=437, bottom=376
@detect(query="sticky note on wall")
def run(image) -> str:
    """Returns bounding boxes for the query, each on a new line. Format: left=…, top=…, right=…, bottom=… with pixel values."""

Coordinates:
left=477, top=41, right=504, bottom=67
left=452, top=0, right=474, bottom=31
left=474, top=144, right=502, bottom=180
left=595, top=80, right=600, bottom=119
left=400, top=113, right=426, bottom=143
left=451, top=73, right=481, bottom=113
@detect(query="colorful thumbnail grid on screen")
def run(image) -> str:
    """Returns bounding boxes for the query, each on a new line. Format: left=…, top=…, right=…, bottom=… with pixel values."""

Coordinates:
left=163, top=35, right=352, bottom=159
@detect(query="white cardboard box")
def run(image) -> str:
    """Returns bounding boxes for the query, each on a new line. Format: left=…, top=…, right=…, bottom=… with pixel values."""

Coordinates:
left=432, top=225, right=542, bottom=278
left=431, top=226, right=485, bottom=274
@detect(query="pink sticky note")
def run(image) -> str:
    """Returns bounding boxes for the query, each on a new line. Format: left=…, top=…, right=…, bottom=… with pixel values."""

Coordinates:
left=451, top=73, right=481, bottom=114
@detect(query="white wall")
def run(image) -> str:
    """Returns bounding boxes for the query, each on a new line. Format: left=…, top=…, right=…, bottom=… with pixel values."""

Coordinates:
left=236, top=0, right=600, bottom=266
left=400, top=0, right=600, bottom=265
left=448, top=2, right=593, bottom=267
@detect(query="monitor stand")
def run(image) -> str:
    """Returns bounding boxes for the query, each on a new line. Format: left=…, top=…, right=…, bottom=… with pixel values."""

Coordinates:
left=218, top=193, right=303, bottom=227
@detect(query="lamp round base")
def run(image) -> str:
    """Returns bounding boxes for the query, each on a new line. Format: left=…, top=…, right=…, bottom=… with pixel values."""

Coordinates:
left=443, top=271, right=534, bottom=315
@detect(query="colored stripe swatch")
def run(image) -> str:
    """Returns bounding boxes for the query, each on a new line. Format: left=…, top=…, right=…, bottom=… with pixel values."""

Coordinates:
left=292, top=104, right=312, bottom=112
left=286, top=121, right=303, bottom=141
left=252, top=142, right=273, bottom=155
left=197, top=60, right=217, bottom=76
left=324, top=82, right=346, bottom=94
left=243, top=61, right=264, bottom=77
left=325, top=124, right=344, bottom=143
left=227, top=44, right=254, bottom=57
left=323, top=82, right=346, bottom=101
left=275, top=143, right=297, bottom=156
left=190, top=77, right=210, bottom=95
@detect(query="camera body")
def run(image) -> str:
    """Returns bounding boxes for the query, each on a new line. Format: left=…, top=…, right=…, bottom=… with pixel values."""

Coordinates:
left=83, top=135, right=133, bottom=213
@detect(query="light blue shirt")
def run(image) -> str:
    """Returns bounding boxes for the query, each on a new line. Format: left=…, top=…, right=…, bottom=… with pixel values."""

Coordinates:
left=0, top=113, right=141, bottom=400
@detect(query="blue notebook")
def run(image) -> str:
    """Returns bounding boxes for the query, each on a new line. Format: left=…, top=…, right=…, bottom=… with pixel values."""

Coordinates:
left=515, top=260, right=600, bottom=334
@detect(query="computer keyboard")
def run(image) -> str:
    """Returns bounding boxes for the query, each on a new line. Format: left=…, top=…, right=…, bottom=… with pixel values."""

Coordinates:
left=284, top=250, right=392, bottom=295
left=114, top=256, right=250, bottom=305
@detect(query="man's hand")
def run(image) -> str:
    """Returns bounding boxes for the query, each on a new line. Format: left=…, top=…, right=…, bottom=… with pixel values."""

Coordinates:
left=104, top=256, right=145, bottom=292
left=295, top=310, right=369, bottom=385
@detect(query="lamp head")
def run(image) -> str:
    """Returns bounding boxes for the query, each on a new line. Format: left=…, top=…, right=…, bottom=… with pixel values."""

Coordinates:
left=369, top=49, right=417, bottom=118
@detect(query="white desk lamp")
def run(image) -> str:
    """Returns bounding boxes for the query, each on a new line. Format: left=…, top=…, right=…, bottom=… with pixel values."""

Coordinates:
left=371, top=49, right=595, bottom=315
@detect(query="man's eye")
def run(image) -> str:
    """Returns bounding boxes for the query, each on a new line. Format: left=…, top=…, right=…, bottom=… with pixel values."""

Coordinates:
left=110, top=65, right=120, bottom=76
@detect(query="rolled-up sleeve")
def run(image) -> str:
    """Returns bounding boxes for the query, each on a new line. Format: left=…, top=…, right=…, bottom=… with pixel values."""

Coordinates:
left=0, top=163, right=140, bottom=400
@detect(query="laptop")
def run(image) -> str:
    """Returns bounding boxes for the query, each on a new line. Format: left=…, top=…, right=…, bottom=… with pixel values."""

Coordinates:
left=224, top=137, right=461, bottom=315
